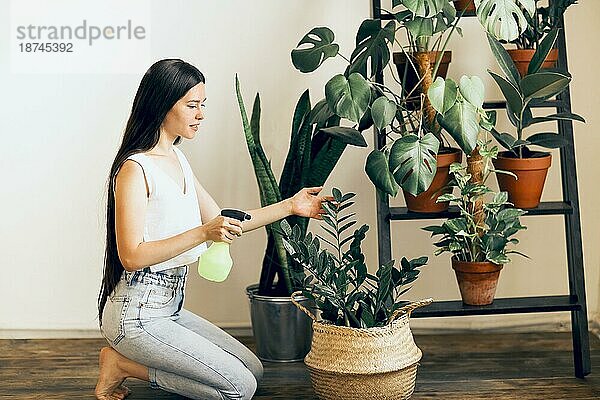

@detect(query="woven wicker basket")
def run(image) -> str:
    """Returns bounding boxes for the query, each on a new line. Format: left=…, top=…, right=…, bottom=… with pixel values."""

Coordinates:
left=291, top=293, right=433, bottom=400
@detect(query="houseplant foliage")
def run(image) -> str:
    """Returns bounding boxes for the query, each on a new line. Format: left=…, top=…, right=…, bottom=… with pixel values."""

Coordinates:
left=291, top=4, right=466, bottom=201
left=280, top=188, right=428, bottom=328
left=423, top=143, right=528, bottom=304
left=475, top=0, right=535, bottom=42
left=235, top=76, right=367, bottom=296
left=511, top=0, right=577, bottom=50
left=485, top=33, right=584, bottom=207
left=423, top=161, right=527, bottom=265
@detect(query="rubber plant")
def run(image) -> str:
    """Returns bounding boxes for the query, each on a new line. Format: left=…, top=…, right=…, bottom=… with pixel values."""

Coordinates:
left=291, top=8, right=466, bottom=200
left=280, top=188, right=428, bottom=328
left=485, top=31, right=584, bottom=159
left=235, top=76, right=367, bottom=296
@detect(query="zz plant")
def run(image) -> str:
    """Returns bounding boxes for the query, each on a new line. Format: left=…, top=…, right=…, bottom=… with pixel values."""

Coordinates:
left=280, top=188, right=428, bottom=328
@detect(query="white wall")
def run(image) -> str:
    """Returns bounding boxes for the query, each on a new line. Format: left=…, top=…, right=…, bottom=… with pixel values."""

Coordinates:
left=0, top=0, right=598, bottom=336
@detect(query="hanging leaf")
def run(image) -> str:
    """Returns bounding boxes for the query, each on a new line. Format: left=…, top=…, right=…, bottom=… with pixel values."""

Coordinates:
left=428, top=77, right=458, bottom=115
left=291, top=27, right=339, bottom=73
left=325, top=73, right=372, bottom=123
left=371, top=96, right=398, bottom=130
left=365, top=150, right=399, bottom=197
left=437, top=99, right=479, bottom=154
left=389, top=133, right=440, bottom=196
left=459, top=75, right=485, bottom=109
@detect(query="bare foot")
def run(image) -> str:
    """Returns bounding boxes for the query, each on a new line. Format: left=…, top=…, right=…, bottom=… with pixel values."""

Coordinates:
left=95, top=347, right=131, bottom=399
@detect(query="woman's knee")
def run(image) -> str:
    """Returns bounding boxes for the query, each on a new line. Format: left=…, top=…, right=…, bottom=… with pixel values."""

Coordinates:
left=222, top=367, right=257, bottom=400
left=247, top=354, right=264, bottom=384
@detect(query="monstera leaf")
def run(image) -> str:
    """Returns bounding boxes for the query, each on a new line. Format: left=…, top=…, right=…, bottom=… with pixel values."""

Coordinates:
left=393, top=0, right=449, bottom=18
left=365, top=150, right=399, bottom=196
left=325, top=73, right=371, bottom=123
left=476, top=0, right=535, bottom=42
left=292, top=27, right=339, bottom=73
left=347, top=20, right=395, bottom=78
left=388, top=133, right=440, bottom=196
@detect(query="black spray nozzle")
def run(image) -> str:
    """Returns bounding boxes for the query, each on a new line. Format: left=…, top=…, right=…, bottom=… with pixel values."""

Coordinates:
left=221, top=208, right=252, bottom=222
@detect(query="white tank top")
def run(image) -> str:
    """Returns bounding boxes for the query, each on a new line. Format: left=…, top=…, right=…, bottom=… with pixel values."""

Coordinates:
left=121, top=146, right=207, bottom=272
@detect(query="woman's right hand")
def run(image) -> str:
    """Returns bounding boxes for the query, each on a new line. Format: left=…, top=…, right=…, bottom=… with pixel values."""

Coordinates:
left=201, top=216, right=243, bottom=244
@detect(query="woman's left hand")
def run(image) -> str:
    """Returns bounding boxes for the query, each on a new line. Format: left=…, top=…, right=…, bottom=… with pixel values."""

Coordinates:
left=289, top=187, right=333, bottom=219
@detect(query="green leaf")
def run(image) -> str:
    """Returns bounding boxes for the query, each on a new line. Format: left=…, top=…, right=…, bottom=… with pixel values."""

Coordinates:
left=437, top=99, right=479, bottom=155
left=291, top=27, right=339, bottom=73
left=527, top=132, right=570, bottom=149
left=490, top=128, right=517, bottom=151
left=348, top=20, right=395, bottom=78
left=521, top=72, right=571, bottom=101
left=486, top=33, right=520, bottom=87
left=309, top=98, right=335, bottom=127
left=459, top=75, right=485, bottom=109
left=405, top=16, right=434, bottom=39
left=365, top=150, right=399, bottom=197
left=489, top=70, right=523, bottom=117
left=389, top=133, right=440, bottom=196
left=371, top=96, right=398, bottom=131
left=325, top=73, right=371, bottom=123
left=319, top=126, right=367, bottom=147
left=400, top=0, right=448, bottom=17
left=428, top=77, right=458, bottom=115
left=523, top=112, right=586, bottom=128
left=528, top=28, right=559, bottom=75
left=476, top=0, right=535, bottom=42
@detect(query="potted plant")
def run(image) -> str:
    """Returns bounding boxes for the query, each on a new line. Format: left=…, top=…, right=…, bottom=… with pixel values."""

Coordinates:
left=507, top=0, right=578, bottom=77
left=485, top=33, right=584, bottom=208
left=235, top=76, right=367, bottom=361
left=291, top=12, right=465, bottom=212
left=423, top=151, right=528, bottom=305
left=280, top=188, right=432, bottom=400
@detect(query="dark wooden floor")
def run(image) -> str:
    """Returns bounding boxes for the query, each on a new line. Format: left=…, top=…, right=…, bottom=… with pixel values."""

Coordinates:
left=1, top=332, right=599, bottom=399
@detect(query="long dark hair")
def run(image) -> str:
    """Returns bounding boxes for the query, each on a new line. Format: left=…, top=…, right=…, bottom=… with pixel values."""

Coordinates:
left=98, top=59, right=205, bottom=327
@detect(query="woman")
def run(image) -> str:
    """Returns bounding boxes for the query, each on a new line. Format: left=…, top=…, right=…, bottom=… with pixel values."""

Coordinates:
left=96, top=59, right=328, bottom=400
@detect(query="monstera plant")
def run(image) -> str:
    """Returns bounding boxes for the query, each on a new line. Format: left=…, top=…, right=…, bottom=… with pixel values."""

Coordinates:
left=291, top=12, right=467, bottom=214
left=475, top=0, right=535, bottom=42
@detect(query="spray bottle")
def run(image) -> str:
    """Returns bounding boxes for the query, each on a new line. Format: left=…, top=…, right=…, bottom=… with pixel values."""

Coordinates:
left=197, top=208, right=251, bottom=282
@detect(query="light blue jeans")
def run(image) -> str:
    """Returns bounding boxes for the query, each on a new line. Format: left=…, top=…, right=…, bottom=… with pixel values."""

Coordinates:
left=100, top=265, right=263, bottom=400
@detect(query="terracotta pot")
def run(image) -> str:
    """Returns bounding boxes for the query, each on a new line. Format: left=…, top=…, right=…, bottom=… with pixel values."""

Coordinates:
left=507, top=48, right=559, bottom=77
left=492, top=151, right=552, bottom=209
left=403, top=148, right=462, bottom=213
left=452, top=258, right=503, bottom=306
left=453, top=0, right=476, bottom=14
left=393, top=51, right=452, bottom=106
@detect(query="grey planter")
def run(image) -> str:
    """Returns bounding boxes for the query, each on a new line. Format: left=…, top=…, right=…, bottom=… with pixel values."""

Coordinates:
left=246, top=284, right=313, bottom=362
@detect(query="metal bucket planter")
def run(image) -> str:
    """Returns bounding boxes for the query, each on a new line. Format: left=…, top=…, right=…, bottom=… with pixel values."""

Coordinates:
left=246, top=284, right=313, bottom=362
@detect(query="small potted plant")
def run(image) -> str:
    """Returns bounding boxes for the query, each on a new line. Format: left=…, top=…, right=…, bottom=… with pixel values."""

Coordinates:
left=423, top=140, right=528, bottom=305
left=507, top=0, right=578, bottom=77
left=235, top=76, right=367, bottom=362
left=291, top=13, right=465, bottom=212
left=280, top=188, right=431, bottom=400
left=485, top=33, right=584, bottom=208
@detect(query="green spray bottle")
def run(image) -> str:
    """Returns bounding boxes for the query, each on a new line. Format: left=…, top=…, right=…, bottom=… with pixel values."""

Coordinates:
left=197, top=208, right=251, bottom=282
